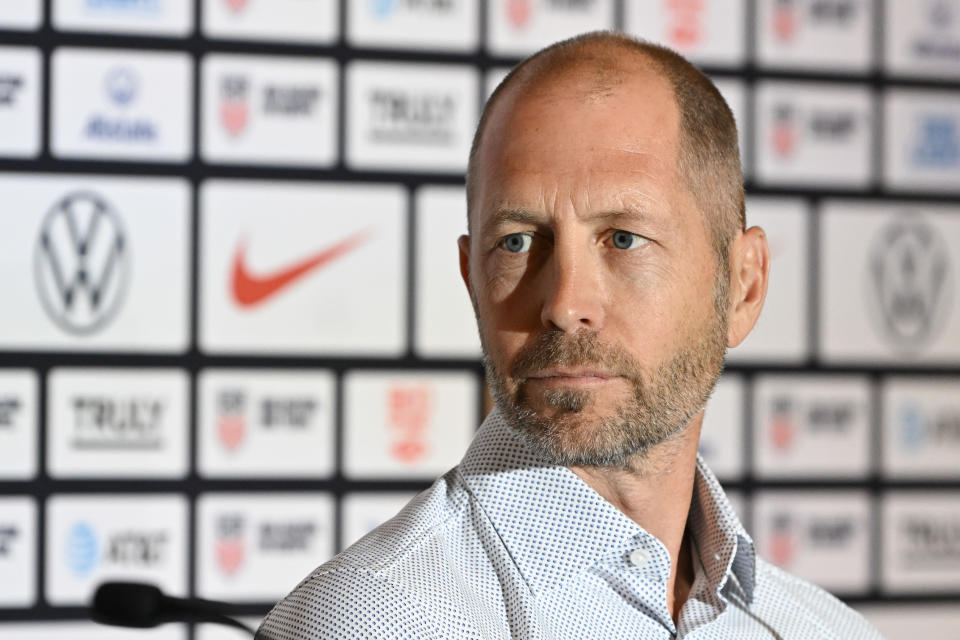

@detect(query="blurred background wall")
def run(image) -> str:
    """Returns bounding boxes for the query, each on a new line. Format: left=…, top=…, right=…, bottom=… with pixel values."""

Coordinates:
left=0, top=1, right=958, bottom=638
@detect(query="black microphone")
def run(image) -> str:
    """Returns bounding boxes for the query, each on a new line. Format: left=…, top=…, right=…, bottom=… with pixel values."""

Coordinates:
left=91, top=581, right=255, bottom=636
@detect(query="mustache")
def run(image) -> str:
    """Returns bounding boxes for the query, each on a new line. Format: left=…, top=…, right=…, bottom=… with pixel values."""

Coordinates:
left=510, top=330, right=643, bottom=382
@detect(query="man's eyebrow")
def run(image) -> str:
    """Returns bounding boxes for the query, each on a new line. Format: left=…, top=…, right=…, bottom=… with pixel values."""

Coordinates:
left=481, top=208, right=543, bottom=233
left=479, top=203, right=661, bottom=235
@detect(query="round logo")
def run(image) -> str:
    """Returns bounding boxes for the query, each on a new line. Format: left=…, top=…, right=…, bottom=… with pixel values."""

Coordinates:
left=865, top=215, right=953, bottom=353
left=34, top=191, right=130, bottom=337
left=104, top=67, right=138, bottom=107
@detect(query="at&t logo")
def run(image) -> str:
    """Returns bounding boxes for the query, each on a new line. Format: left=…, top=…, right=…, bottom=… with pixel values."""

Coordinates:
left=912, top=114, right=960, bottom=169
left=34, top=192, right=130, bottom=336
left=66, top=521, right=100, bottom=577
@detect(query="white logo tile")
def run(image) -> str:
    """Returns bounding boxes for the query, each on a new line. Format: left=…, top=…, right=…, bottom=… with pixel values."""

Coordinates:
left=53, top=0, right=193, bottom=36
left=755, top=0, right=873, bottom=71
left=51, top=47, right=192, bottom=162
left=0, top=622, right=186, bottom=640
left=625, top=0, right=746, bottom=67
left=47, top=368, right=189, bottom=479
left=755, top=81, right=873, bottom=188
left=884, top=89, right=960, bottom=193
left=753, top=375, right=872, bottom=478
left=341, top=492, right=419, bottom=551
left=200, top=180, right=407, bottom=355
left=882, top=491, right=960, bottom=592
left=699, top=374, right=744, bottom=481
left=344, top=370, right=477, bottom=479
left=727, top=197, right=809, bottom=364
left=486, top=0, right=614, bottom=57
left=201, top=54, right=338, bottom=168
left=0, top=497, right=36, bottom=607
left=196, top=618, right=263, bottom=640
left=415, top=186, right=481, bottom=358
left=753, top=491, right=871, bottom=593
left=819, top=201, right=960, bottom=364
left=196, top=492, right=334, bottom=601
left=883, top=377, right=960, bottom=478
left=202, top=0, right=338, bottom=44
left=198, top=369, right=336, bottom=478
left=885, top=0, right=960, bottom=79
left=0, top=47, right=42, bottom=158
left=0, top=1, right=43, bottom=30
left=348, top=0, right=478, bottom=52
left=855, top=604, right=960, bottom=640
left=0, top=173, right=190, bottom=353
left=0, top=370, right=38, bottom=480
left=346, top=61, right=478, bottom=173
left=45, top=494, right=188, bottom=605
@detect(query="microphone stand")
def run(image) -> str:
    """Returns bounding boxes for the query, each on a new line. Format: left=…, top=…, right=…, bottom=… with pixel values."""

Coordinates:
left=91, top=581, right=256, bottom=636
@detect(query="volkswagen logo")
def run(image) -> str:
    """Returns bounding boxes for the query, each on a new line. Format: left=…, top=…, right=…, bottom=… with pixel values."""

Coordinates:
left=34, top=192, right=130, bottom=336
left=866, top=215, right=953, bottom=352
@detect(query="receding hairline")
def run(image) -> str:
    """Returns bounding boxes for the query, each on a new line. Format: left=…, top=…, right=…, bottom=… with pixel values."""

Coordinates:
left=465, top=31, right=746, bottom=264
left=467, top=34, right=682, bottom=219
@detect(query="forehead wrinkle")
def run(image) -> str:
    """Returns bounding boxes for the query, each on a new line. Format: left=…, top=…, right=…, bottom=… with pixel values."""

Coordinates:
left=480, top=207, right=544, bottom=236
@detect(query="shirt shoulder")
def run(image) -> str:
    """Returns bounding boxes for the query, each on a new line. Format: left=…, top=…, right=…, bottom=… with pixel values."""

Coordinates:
left=256, top=469, right=482, bottom=640
left=749, top=558, right=884, bottom=640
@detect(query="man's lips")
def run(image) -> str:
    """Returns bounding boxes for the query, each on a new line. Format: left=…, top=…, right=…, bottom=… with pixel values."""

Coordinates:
left=523, top=369, right=622, bottom=386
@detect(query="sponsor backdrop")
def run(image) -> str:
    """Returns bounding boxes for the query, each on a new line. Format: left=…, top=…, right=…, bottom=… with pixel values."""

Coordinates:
left=1, top=1, right=959, bottom=638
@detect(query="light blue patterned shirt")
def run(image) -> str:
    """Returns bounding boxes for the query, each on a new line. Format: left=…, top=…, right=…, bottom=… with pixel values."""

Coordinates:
left=258, top=409, right=883, bottom=639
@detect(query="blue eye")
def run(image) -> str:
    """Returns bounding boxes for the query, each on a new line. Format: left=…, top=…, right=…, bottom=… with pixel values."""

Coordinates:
left=611, top=230, right=647, bottom=250
left=501, top=233, right=532, bottom=253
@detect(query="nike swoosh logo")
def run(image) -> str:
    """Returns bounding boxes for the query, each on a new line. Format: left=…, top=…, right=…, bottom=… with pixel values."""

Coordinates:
left=231, top=230, right=369, bottom=308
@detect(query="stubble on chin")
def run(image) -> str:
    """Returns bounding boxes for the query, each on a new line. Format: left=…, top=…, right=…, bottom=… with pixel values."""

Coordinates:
left=483, top=312, right=727, bottom=470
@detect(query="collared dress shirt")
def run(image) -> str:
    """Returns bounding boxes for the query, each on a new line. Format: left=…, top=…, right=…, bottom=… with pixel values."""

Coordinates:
left=257, top=409, right=883, bottom=639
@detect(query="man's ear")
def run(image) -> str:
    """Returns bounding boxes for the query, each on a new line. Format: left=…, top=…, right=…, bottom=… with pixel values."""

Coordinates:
left=458, top=234, right=473, bottom=299
left=726, top=226, right=770, bottom=348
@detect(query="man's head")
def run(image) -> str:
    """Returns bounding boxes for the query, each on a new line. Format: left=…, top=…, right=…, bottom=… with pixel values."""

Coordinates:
left=458, top=31, right=769, bottom=470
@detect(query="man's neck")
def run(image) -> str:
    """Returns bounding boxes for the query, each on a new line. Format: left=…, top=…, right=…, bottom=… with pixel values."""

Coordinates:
left=568, top=411, right=704, bottom=623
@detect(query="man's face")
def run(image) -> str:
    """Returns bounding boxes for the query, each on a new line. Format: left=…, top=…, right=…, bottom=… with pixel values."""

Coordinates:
left=462, top=64, right=730, bottom=468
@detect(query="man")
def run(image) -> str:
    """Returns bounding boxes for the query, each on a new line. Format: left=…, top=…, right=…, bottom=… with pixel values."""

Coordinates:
left=257, top=32, right=882, bottom=639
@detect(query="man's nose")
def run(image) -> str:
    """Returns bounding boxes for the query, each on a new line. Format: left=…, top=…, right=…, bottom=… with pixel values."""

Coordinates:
left=539, top=241, right=606, bottom=332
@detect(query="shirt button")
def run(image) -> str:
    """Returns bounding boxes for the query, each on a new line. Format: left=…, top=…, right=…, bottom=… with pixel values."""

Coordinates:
left=628, top=548, right=650, bottom=568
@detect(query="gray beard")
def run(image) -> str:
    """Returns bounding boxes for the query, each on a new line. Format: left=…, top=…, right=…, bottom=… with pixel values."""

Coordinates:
left=481, top=281, right=729, bottom=470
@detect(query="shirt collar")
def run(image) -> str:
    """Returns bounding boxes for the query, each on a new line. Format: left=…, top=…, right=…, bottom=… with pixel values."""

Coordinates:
left=458, top=408, right=756, bottom=603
